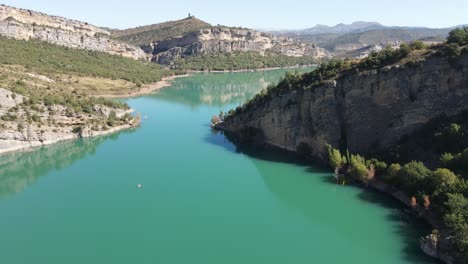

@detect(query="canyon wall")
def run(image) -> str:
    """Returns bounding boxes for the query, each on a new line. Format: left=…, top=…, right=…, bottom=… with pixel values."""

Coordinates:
left=142, top=27, right=329, bottom=64
left=0, top=5, right=147, bottom=60
left=219, top=52, right=468, bottom=161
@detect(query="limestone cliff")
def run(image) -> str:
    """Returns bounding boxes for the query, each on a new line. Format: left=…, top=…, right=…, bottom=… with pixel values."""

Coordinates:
left=0, top=5, right=147, bottom=60
left=141, top=27, right=329, bottom=64
left=218, top=50, right=468, bottom=162
left=0, top=87, right=138, bottom=155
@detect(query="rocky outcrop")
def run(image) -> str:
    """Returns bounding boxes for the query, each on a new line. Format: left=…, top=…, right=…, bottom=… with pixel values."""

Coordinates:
left=420, top=234, right=454, bottom=264
left=0, top=5, right=147, bottom=60
left=142, top=27, right=329, bottom=64
left=218, top=52, right=468, bottom=162
left=0, top=88, right=138, bottom=155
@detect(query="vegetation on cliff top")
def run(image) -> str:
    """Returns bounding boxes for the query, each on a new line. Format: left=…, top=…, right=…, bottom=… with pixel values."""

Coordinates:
left=172, top=52, right=317, bottom=71
left=225, top=28, right=467, bottom=119
left=112, top=17, right=211, bottom=46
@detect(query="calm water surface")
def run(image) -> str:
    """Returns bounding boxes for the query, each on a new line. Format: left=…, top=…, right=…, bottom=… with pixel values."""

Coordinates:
left=0, top=69, right=439, bottom=264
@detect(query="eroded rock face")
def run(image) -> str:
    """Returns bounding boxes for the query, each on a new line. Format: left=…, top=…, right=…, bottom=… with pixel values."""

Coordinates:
left=220, top=53, right=468, bottom=161
left=0, top=89, right=136, bottom=155
left=0, top=5, right=147, bottom=60
left=144, top=27, right=329, bottom=64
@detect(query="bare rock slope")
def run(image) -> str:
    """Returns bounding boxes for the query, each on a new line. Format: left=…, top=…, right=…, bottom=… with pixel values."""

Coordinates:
left=0, top=4, right=147, bottom=59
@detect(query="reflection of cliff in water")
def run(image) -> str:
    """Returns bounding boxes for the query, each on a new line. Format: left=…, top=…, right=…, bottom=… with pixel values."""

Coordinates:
left=153, top=68, right=315, bottom=108
left=206, top=131, right=436, bottom=263
left=0, top=131, right=131, bottom=199
left=248, top=149, right=437, bottom=264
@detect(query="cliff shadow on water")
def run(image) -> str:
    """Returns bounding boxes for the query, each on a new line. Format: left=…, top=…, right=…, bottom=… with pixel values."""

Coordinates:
left=205, top=129, right=441, bottom=264
left=0, top=129, right=136, bottom=200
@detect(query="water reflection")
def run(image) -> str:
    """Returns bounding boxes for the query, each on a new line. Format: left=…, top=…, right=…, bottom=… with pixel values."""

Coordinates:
left=0, top=130, right=134, bottom=199
left=206, top=132, right=439, bottom=264
left=153, top=68, right=315, bottom=108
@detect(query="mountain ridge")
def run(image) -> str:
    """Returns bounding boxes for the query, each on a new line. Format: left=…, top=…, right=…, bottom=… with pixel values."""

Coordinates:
left=269, top=22, right=466, bottom=57
left=0, top=4, right=147, bottom=60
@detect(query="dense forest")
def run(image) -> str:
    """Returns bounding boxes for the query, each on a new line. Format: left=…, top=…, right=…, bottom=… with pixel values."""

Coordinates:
left=172, top=52, right=318, bottom=71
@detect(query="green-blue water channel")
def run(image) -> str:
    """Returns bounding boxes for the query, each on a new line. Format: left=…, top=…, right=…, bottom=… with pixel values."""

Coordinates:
left=0, top=69, right=439, bottom=264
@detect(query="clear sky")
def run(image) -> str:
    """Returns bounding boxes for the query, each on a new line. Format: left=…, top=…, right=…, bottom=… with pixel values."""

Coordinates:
left=2, top=0, right=467, bottom=30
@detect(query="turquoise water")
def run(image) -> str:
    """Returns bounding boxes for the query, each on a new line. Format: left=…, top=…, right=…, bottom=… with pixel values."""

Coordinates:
left=0, top=70, right=438, bottom=264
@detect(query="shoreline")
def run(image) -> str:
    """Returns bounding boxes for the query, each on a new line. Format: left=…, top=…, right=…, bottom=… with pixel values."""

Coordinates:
left=0, top=123, right=136, bottom=156
left=185, top=65, right=318, bottom=74
left=100, top=65, right=316, bottom=99
left=100, top=74, right=189, bottom=99
left=214, top=125, right=452, bottom=264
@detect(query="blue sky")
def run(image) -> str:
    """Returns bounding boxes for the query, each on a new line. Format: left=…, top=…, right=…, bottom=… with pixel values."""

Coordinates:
left=2, top=0, right=467, bottom=30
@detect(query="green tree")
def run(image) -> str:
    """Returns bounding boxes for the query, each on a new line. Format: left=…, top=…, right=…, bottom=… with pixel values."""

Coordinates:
left=443, top=43, right=462, bottom=62
left=107, top=111, right=117, bottom=127
left=444, top=193, right=468, bottom=262
left=348, top=155, right=368, bottom=182
left=382, top=163, right=401, bottom=183
left=409, top=41, right=426, bottom=50
left=447, top=27, right=468, bottom=45
left=429, top=168, right=459, bottom=194
left=398, top=161, right=431, bottom=194
left=327, top=145, right=343, bottom=169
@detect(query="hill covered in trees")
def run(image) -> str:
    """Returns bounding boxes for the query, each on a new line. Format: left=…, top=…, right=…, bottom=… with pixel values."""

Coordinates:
left=112, top=16, right=212, bottom=46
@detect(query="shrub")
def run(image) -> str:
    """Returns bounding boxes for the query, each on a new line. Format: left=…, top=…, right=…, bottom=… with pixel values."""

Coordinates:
left=382, top=163, right=402, bottom=183
left=107, top=111, right=118, bottom=127
left=429, top=168, right=459, bottom=194
left=348, top=155, right=368, bottom=182
left=72, top=126, right=83, bottom=134
left=397, top=161, right=431, bottom=194
left=447, top=27, right=468, bottom=45
left=444, top=193, right=468, bottom=261
left=443, top=43, right=462, bottom=62
left=327, top=145, right=343, bottom=169
left=366, top=158, right=388, bottom=176
left=443, top=148, right=468, bottom=173
left=31, top=114, right=41, bottom=122
left=410, top=41, right=426, bottom=50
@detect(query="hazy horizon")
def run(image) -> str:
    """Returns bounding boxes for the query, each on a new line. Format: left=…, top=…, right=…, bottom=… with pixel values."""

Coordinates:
left=1, top=0, right=467, bottom=30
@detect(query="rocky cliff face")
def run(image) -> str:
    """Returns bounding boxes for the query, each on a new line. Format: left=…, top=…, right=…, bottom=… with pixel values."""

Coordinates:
left=0, top=5, right=147, bottom=60
left=219, top=52, right=468, bottom=161
left=142, top=27, right=329, bottom=64
left=0, top=88, right=137, bottom=155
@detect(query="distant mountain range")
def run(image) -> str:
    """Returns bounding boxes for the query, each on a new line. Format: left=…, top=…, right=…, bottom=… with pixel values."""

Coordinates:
left=270, top=22, right=467, bottom=57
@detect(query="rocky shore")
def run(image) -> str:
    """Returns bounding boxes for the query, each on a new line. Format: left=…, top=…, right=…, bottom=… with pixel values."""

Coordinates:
left=100, top=75, right=188, bottom=98
left=0, top=88, right=140, bottom=156
left=0, top=123, right=136, bottom=156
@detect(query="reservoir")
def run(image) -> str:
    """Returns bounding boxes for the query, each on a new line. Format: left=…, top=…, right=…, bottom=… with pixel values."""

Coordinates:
left=0, top=70, right=438, bottom=264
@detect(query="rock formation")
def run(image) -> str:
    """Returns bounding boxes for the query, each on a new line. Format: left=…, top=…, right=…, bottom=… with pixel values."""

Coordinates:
left=141, top=27, right=329, bottom=64
left=0, top=88, right=137, bottom=155
left=218, top=51, right=468, bottom=162
left=0, top=5, right=147, bottom=60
